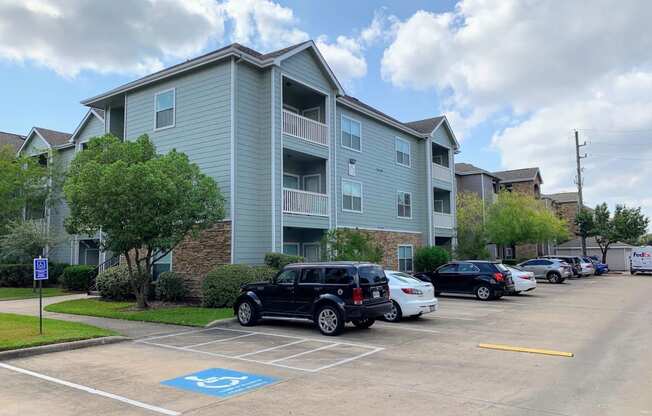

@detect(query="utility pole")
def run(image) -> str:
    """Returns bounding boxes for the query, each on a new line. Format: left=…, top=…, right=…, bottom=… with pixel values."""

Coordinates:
left=575, top=130, right=587, bottom=255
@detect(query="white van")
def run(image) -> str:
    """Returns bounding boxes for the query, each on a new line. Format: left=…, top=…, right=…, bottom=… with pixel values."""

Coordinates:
left=630, top=246, right=652, bottom=274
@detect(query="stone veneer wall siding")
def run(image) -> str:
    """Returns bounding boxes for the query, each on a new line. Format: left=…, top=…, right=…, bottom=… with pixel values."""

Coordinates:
left=173, top=221, right=232, bottom=299
left=357, top=229, right=423, bottom=270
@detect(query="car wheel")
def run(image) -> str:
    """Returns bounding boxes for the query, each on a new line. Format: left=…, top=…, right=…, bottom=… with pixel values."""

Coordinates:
left=475, top=284, right=493, bottom=301
left=631, top=270, right=637, bottom=275
left=316, top=304, right=344, bottom=336
left=383, top=300, right=403, bottom=322
left=352, top=318, right=376, bottom=329
left=236, top=300, right=258, bottom=326
left=547, top=272, right=562, bottom=283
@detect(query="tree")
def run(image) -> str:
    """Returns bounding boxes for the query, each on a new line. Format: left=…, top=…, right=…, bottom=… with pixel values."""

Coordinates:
left=0, top=219, right=58, bottom=262
left=575, top=208, right=595, bottom=239
left=485, top=191, right=569, bottom=256
left=64, top=135, right=225, bottom=308
left=321, top=228, right=383, bottom=263
left=593, top=203, right=649, bottom=262
left=455, top=191, right=490, bottom=259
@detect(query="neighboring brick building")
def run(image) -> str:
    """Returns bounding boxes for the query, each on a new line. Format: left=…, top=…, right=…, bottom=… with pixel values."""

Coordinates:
left=542, top=192, right=591, bottom=237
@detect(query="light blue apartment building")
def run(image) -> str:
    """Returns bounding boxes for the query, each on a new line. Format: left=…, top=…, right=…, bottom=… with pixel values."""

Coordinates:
left=17, top=40, right=459, bottom=281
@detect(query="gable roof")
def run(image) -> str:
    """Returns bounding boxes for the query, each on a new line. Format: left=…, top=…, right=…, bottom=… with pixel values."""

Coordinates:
left=69, top=109, right=106, bottom=143
left=337, top=95, right=428, bottom=138
left=82, top=40, right=343, bottom=108
left=541, top=192, right=579, bottom=204
left=405, top=117, right=444, bottom=134
left=17, top=127, right=72, bottom=155
left=493, top=167, right=542, bottom=184
left=455, top=163, right=501, bottom=179
left=0, top=131, right=25, bottom=152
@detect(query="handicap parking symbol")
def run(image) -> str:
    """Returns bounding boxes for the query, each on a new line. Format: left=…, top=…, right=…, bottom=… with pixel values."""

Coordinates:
left=161, top=368, right=279, bottom=398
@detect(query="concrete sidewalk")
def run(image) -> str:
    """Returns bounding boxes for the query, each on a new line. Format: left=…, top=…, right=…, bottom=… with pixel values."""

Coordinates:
left=0, top=294, right=193, bottom=339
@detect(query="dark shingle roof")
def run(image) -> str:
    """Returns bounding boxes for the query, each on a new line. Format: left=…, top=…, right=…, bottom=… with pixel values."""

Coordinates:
left=455, top=163, right=501, bottom=179
left=34, top=127, right=72, bottom=147
left=541, top=192, right=579, bottom=204
left=493, top=167, right=541, bottom=183
left=404, top=117, right=444, bottom=134
left=0, top=131, right=25, bottom=152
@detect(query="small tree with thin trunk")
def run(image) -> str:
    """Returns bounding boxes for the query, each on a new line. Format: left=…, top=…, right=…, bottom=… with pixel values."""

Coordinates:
left=64, top=135, right=225, bottom=308
left=455, top=191, right=490, bottom=260
left=593, top=203, right=649, bottom=263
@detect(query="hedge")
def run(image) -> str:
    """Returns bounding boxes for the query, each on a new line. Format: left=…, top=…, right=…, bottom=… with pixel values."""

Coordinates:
left=264, top=252, right=303, bottom=269
left=0, top=262, right=66, bottom=287
left=61, top=265, right=96, bottom=291
left=203, top=264, right=278, bottom=308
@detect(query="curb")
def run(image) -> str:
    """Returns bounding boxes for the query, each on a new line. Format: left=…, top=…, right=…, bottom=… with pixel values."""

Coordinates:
left=204, top=317, right=236, bottom=328
left=0, top=336, right=130, bottom=361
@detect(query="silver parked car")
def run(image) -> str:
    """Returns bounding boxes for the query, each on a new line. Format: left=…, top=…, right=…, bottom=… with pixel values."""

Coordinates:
left=517, top=258, right=573, bottom=283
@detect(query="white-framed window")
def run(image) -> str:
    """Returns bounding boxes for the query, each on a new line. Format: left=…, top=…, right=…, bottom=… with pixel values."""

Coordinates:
left=434, top=199, right=445, bottom=213
left=283, top=243, right=300, bottom=256
left=303, top=174, right=321, bottom=193
left=397, top=191, right=412, bottom=219
left=341, top=115, right=361, bottom=151
left=398, top=245, right=413, bottom=272
left=283, top=173, right=300, bottom=189
left=395, top=137, right=411, bottom=167
left=302, top=107, right=321, bottom=122
left=342, top=179, right=363, bottom=212
left=155, top=89, right=175, bottom=130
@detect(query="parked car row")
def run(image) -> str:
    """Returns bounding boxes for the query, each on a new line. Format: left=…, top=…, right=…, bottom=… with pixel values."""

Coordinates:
left=234, top=256, right=606, bottom=336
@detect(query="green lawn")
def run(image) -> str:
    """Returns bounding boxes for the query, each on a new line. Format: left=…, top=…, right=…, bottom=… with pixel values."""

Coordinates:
left=0, top=313, right=116, bottom=351
left=0, top=287, right=76, bottom=301
left=45, top=298, right=233, bottom=327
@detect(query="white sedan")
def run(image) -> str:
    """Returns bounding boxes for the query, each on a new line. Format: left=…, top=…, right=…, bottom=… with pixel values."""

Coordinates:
left=506, top=265, right=537, bottom=294
left=383, top=271, right=438, bottom=322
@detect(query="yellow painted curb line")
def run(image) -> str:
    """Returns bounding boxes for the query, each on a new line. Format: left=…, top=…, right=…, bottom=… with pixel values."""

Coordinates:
left=478, top=343, right=574, bottom=357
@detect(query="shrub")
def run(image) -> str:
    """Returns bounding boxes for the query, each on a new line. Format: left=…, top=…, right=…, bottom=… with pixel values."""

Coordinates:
left=264, top=252, right=303, bottom=269
left=202, top=264, right=262, bottom=308
left=48, top=262, right=67, bottom=285
left=322, top=229, right=383, bottom=263
left=96, top=265, right=133, bottom=300
left=61, top=265, right=96, bottom=291
left=414, top=246, right=451, bottom=272
left=155, top=272, right=187, bottom=302
left=251, top=265, right=278, bottom=282
left=0, top=264, right=32, bottom=287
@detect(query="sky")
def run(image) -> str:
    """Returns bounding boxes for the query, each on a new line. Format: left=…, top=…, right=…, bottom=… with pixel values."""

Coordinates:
left=1, top=0, right=651, bottom=223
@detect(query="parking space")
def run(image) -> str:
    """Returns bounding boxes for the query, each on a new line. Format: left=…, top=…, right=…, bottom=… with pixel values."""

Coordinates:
left=3, top=273, right=652, bottom=416
left=136, top=326, right=384, bottom=373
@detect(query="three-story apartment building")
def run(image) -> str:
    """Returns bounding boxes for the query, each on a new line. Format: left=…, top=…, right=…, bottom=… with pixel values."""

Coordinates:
left=22, top=40, right=459, bottom=285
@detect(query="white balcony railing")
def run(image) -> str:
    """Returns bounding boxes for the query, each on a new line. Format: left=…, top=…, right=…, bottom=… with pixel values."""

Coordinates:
left=283, top=110, right=329, bottom=146
left=433, top=211, right=454, bottom=229
left=283, top=188, right=329, bottom=217
left=432, top=162, right=452, bottom=182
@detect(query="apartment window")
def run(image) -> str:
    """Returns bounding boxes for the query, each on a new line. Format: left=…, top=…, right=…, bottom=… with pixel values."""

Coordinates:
left=397, top=191, right=412, bottom=218
left=283, top=243, right=299, bottom=256
left=395, top=138, right=411, bottom=167
left=434, top=199, right=445, bottom=213
left=283, top=173, right=300, bottom=190
left=341, top=116, right=361, bottom=151
left=155, top=89, right=175, bottom=129
left=342, top=179, right=362, bottom=212
left=398, top=245, right=413, bottom=272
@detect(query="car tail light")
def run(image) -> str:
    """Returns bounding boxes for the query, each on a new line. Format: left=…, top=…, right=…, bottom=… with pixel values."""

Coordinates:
left=401, top=288, right=424, bottom=295
left=352, top=287, right=364, bottom=305
left=493, top=272, right=505, bottom=282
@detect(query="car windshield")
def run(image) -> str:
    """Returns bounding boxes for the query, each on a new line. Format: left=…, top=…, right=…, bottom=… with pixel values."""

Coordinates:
left=389, top=272, right=421, bottom=285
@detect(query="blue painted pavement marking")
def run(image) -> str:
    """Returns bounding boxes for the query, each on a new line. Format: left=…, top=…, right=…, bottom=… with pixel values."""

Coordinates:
left=161, top=368, right=279, bottom=398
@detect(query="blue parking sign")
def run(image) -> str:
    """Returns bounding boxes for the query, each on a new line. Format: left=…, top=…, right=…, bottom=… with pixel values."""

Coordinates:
left=161, top=368, right=278, bottom=398
left=33, top=258, right=48, bottom=281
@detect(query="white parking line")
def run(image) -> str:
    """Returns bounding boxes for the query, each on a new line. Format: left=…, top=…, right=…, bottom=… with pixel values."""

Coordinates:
left=182, top=333, right=256, bottom=349
left=235, top=339, right=308, bottom=358
left=269, top=343, right=339, bottom=363
left=373, top=322, right=441, bottom=334
left=0, top=362, right=179, bottom=416
left=312, top=347, right=385, bottom=372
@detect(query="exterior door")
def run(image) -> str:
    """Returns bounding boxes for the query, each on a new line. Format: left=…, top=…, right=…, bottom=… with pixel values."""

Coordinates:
left=294, top=267, right=323, bottom=316
left=433, top=263, right=457, bottom=291
left=456, top=262, right=481, bottom=292
left=303, top=243, right=321, bottom=262
left=303, top=175, right=321, bottom=193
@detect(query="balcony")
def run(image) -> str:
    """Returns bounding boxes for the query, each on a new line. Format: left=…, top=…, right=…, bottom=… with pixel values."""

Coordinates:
left=283, top=188, right=329, bottom=217
left=432, top=162, right=452, bottom=182
left=433, top=212, right=454, bottom=228
left=283, top=110, right=328, bottom=147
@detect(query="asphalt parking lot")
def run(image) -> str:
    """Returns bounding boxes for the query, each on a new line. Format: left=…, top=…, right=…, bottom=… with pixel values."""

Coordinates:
left=3, top=273, right=652, bottom=416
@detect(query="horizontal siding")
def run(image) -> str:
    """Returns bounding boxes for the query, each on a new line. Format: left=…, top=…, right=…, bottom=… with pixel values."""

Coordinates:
left=280, top=49, right=332, bottom=93
left=48, top=146, right=76, bottom=264
left=22, top=134, right=49, bottom=156
left=125, top=62, right=232, bottom=217
left=282, top=134, right=329, bottom=159
left=76, top=115, right=105, bottom=143
left=283, top=214, right=329, bottom=229
left=336, top=106, right=428, bottom=235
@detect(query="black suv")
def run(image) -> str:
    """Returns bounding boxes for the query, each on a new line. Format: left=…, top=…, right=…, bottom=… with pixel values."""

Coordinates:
left=234, top=262, right=392, bottom=336
left=414, top=261, right=515, bottom=300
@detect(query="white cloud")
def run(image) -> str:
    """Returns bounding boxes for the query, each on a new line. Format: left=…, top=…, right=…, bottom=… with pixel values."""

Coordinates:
left=381, top=1, right=652, bottom=221
left=0, top=0, right=225, bottom=77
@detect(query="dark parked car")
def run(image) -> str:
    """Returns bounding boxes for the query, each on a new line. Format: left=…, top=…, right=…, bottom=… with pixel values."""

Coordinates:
left=234, top=262, right=392, bottom=336
left=414, top=261, right=515, bottom=301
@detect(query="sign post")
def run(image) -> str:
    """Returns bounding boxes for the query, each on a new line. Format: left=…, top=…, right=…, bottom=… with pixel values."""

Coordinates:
left=33, top=257, right=48, bottom=335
